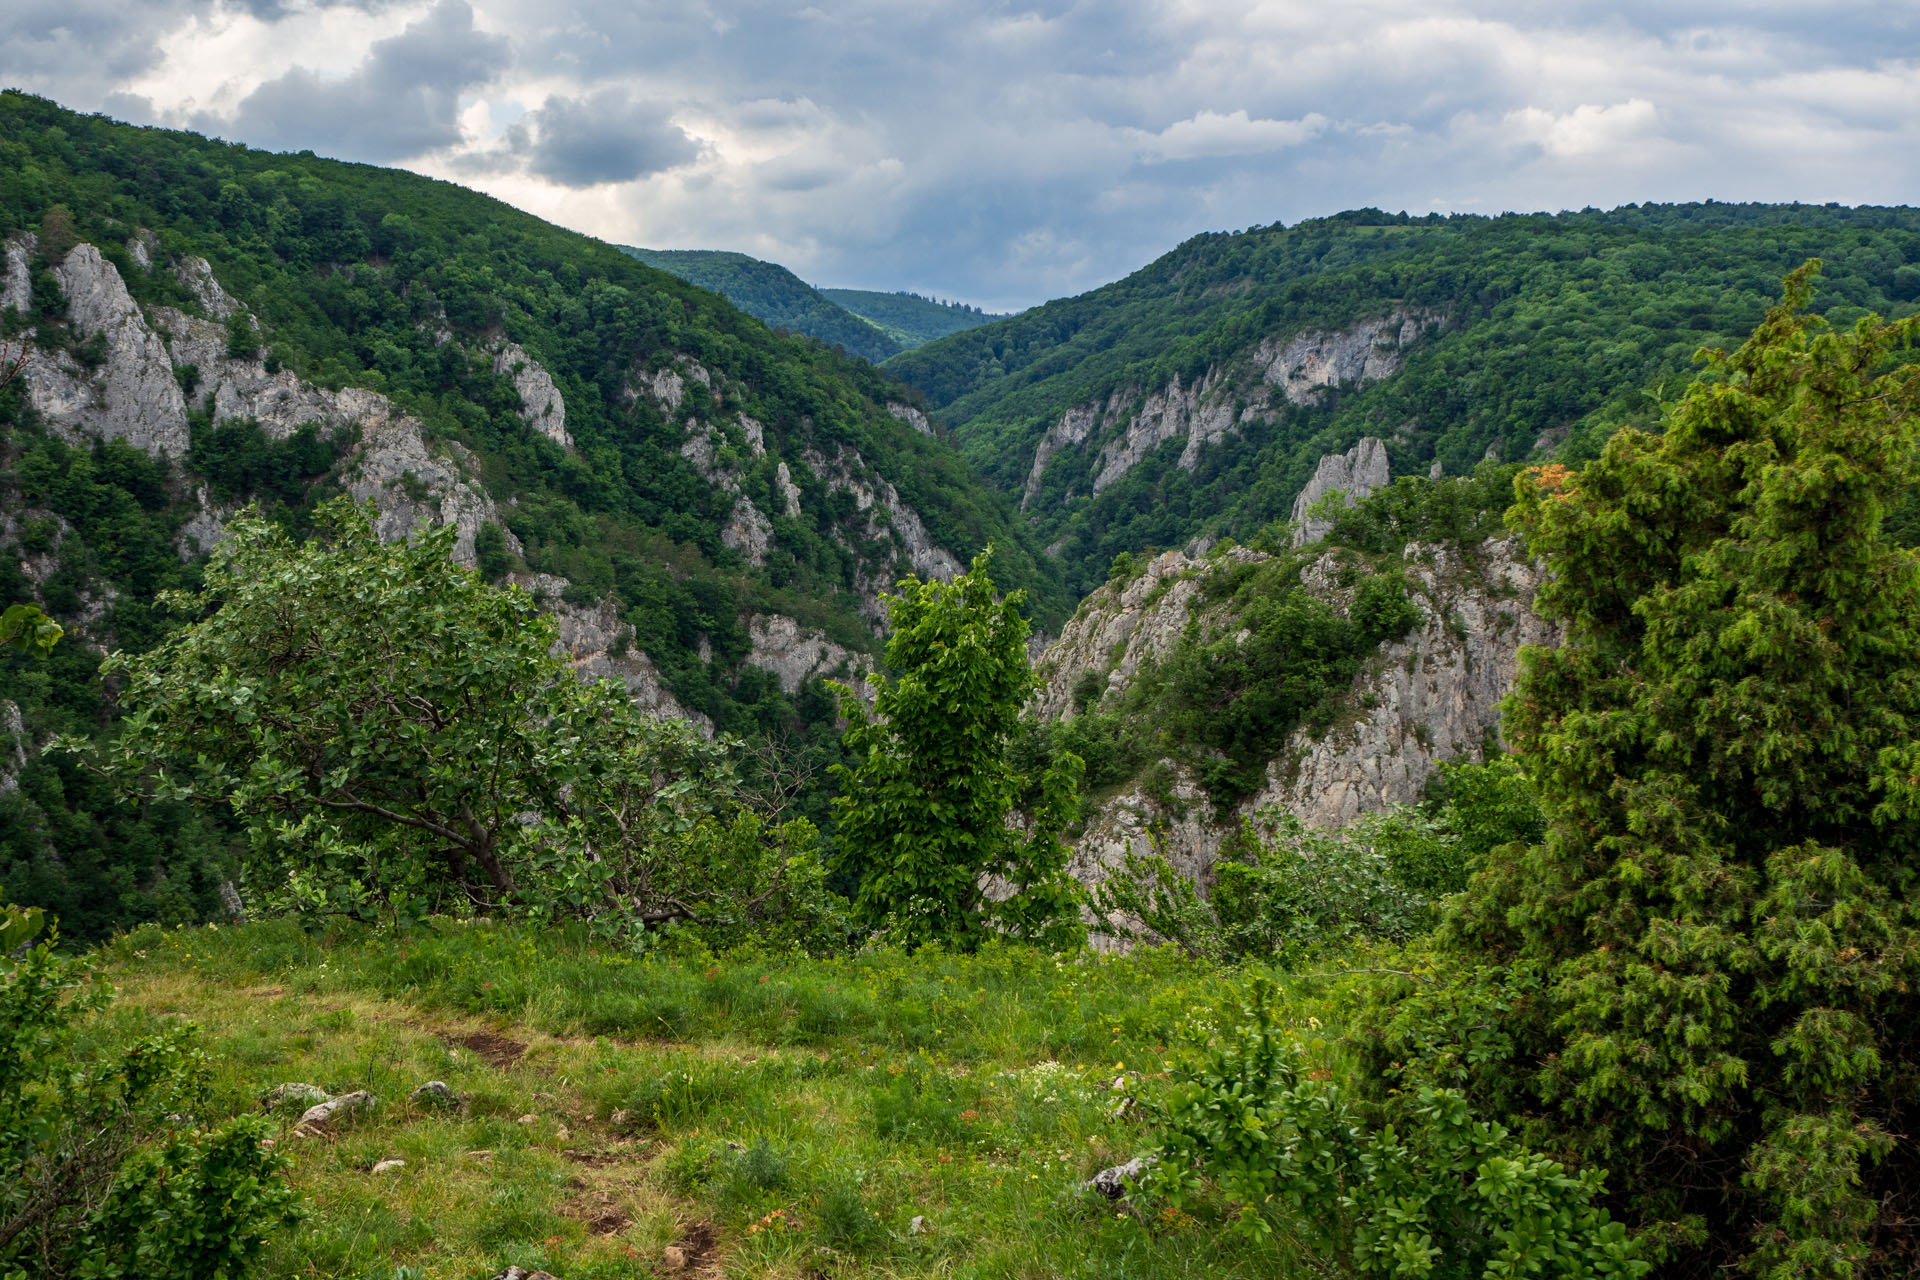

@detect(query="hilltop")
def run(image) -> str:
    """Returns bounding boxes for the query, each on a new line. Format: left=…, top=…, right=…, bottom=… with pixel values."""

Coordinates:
left=890, top=204, right=1920, bottom=595
left=618, top=248, right=902, bottom=364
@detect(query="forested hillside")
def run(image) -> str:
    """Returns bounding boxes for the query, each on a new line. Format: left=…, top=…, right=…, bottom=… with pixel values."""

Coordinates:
left=890, top=204, right=1920, bottom=595
left=619, top=248, right=902, bottom=363
left=821, top=288, right=1001, bottom=349
left=0, top=92, right=1060, bottom=941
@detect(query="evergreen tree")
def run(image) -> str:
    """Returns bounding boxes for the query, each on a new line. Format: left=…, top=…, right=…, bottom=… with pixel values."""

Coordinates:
left=831, top=551, right=1084, bottom=950
left=1437, top=264, right=1920, bottom=1275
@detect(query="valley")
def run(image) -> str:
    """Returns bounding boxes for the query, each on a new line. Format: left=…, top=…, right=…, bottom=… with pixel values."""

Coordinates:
left=4, top=86, right=1920, bottom=1280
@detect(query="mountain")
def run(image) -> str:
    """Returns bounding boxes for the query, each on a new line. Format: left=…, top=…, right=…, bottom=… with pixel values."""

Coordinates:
left=888, top=204, right=1920, bottom=597
left=819, top=288, right=1002, bottom=350
left=617, top=247, right=901, bottom=364
left=0, top=91, right=1062, bottom=939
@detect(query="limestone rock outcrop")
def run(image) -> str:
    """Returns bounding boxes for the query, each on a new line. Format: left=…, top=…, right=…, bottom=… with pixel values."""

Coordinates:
left=493, top=342, right=569, bottom=447
left=1032, top=532, right=1555, bottom=946
left=1022, top=311, right=1429, bottom=504
left=1289, top=436, right=1391, bottom=545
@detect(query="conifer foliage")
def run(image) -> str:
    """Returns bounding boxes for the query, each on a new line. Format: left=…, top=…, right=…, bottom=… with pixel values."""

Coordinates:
left=831, top=551, right=1084, bottom=951
left=1444, top=264, right=1920, bottom=1274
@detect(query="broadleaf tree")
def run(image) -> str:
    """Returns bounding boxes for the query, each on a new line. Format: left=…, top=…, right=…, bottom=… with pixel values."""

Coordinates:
left=830, top=550, right=1085, bottom=951
left=1390, top=264, right=1920, bottom=1276
left=71, top=499, right=837, bottom=947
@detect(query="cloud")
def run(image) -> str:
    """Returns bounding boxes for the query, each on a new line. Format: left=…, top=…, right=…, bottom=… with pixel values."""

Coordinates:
left=231, top=0, right=509, bottom=161
left=506, top=88, right=699, bottom=187
left=1505, top=98, right=1662, bottom=158
left=4, top=0, right=1918, bottom=309
left=1135, top=109, right=1329, bottom=162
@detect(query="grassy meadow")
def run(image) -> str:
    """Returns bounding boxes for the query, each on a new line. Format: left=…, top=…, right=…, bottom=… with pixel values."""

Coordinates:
left=84, top=920, right=1362, bottom=1279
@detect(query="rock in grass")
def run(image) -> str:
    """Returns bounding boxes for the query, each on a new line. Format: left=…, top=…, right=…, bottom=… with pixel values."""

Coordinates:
left=661, top=1245, right=688, bottom=1269
left=260, top=1082, right=330, bottom=1110
left=296, top=1089, right=377, bottom=1132
left=410, top=1080, right=459, bottom=1107
left=910, top=1215, right=930, bottom=1235
left=490, top=1269, right=560, bottom=1280
left=1087, top=1155, right=1157, bottom=1201
left=371, top=1158, right=405, bottom=1174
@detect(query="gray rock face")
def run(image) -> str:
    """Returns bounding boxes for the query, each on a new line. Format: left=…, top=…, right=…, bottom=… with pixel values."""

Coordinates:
left=525, top=576, right=712, bottom=733
left=1034, top=537, right=1556, bottom=946
left=1256, top=312, right=1422, bottom=404
left=1290, top=437, right=1391, bottom=545
left=804, top=446, right=963, bottom=622
left=29, top=245, right=190, bottom=458
left=1, top=233, right=32, bottom=313
left=774, top=461, right=802, bottom=517
left=1024, top=312, right=1427, bottom=503
left=746, top=613, right=874, bottom=695
left=1091, top=368, right=1237, bottom=495
left=173, top=254, right=239, bottom=320
left=722, top=495, right=773, bottom=566
left=493, top=342, right=569, bottom=447
left=1, top=700, right=28, bottom=798
left=887, top=401, right=934, bottom=435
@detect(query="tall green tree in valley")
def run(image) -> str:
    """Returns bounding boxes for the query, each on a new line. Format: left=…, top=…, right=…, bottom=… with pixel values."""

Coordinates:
left=1436, top=264, right=1920, bottom=1275
left=831, top=551, right=1084, bottom=951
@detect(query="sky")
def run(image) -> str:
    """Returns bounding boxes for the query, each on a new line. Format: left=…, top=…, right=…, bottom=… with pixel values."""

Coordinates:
left=5, top=1, right=1918, bottom=311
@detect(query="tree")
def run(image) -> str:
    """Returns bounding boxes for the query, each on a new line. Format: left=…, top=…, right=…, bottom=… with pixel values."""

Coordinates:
left=75, top=499, right=836, bottom=945
left=1398, top=265, right=1920, bottom=1275
left=830, top=550, right=1084, bottom=950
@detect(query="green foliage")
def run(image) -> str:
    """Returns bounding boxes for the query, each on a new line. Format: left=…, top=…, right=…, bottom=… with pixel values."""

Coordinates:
left=821, top=288, right=1002, bottom=350
left=831, top=551, right=1084, bottom=950
left=0, top=90, right=1068, bottom=940
left=1414, top=266, right=1920, bottom=1272
left=619, top=247, right=901, bottom=362
left=0, top=905, right=299, bottom=1279
left=1092, top=809, right=1452, bottom=963
left=1161, top=558, right=1421, bottom=807
left=223, top=311, right=257, bottom=360
left=0, top=603, right=59, bottom=657
left=472, top=521, right=513, bottom=582
left=890, top=205, right=1920, bottom=596
left=187, top=418, right=348, bottom=509
left=1152, top=979, right=1646, bottom=1279
left=81, top=500, right=841, bottom=947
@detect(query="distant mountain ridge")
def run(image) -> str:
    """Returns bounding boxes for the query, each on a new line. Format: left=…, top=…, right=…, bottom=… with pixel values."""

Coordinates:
left=889, top=203, right=1920, bottom=596
left=819, top=288, right=1002, bottom=349
left=617, top=247, right=901, bottom=363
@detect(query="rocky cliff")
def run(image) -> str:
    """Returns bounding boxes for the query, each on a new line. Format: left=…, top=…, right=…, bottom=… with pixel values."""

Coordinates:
left=1020, top=311, right=1429, bottom=509
left=1031, top=510, right=1554, bottom=943
left=1, top=234, right=943, bottom=729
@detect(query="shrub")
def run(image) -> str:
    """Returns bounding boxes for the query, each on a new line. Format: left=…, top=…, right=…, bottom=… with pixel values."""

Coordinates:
left=1151, top=979, right=1646, bottom=1279
left=0, top=906, right=299, bottom=1279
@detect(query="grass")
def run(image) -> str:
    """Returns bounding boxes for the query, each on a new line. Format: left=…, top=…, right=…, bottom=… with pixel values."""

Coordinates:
left=80, top=919, right=1366, bottom=1280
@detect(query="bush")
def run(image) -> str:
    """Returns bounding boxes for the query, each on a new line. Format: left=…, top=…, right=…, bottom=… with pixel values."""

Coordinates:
left=1151, top=979, right=1647, bottom=1279
left=1091, top=808, right=1451, bottom=962
left=0, top=906, right=299, bottom=1279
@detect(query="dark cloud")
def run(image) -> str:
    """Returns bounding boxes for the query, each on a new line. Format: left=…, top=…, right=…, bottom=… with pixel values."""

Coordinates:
left=511, top=88, right=698, bottom=186
left=232, top=0, right=509, bottom=161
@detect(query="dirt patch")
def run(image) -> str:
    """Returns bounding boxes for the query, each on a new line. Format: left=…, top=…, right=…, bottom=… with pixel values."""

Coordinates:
left=445, top=1029, right=526, bottom=1067
left=586, top=1204, right=631, bottom=1235
left=677, top=1220, right=721, bottom=1271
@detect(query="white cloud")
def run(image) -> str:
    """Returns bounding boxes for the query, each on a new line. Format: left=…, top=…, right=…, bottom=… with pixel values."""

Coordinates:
left=1134, top=109, right=1328, bottom=162
left=1505, top=98, right=1662, bottom=158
